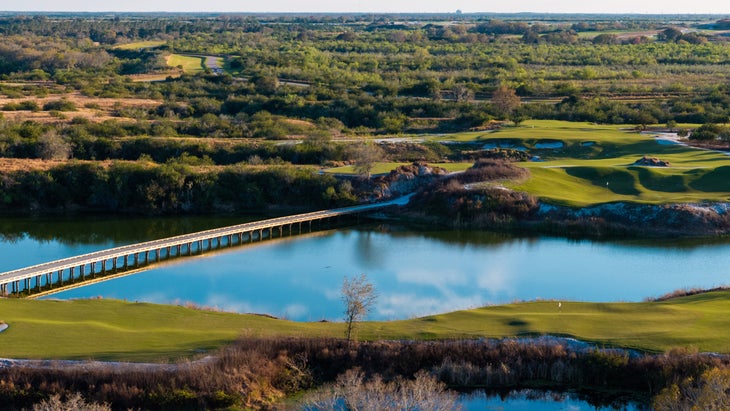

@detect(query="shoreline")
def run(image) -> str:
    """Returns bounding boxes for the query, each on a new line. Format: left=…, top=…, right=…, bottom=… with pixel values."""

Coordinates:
left=398, top=197, right=730, bottom=239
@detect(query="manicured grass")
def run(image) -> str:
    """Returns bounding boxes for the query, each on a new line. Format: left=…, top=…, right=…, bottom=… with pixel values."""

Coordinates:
left=322, top=121, right=730, bottom=206
left=2, top=292, right=730, bottom=361
left=434, top=120, right=730, bottom=206
left=114, top=41, right=166, bottom=50
left=325, top=162, right=473, bottom=175
left=166, top=54, right=205, bottom=74
left=0, top=299, right=332, bottom=361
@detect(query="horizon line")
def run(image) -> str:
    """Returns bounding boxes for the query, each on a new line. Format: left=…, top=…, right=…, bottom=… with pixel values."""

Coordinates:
left=1, top=10, right=729, bottom=16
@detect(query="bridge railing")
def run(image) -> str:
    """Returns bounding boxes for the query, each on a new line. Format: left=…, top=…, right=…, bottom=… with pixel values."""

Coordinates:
left=0, top=199, right=399, bottom=294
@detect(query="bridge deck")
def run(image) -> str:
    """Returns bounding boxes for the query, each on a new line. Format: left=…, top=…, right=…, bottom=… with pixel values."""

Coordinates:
left=0, top=199, right=401, bottom=294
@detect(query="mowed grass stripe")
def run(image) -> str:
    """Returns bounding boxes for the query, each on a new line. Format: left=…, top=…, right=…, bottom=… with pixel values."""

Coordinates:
left=166, top=54, right=205, bottom=74
left=452, top=120, right=730, bottom=206
left=2, top=291, right=730, bottom=361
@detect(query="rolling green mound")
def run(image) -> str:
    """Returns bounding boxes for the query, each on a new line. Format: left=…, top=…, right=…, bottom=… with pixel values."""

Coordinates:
left=2, top=291, right=730, bottom=361
left=462, top=120, right=730, bottom=206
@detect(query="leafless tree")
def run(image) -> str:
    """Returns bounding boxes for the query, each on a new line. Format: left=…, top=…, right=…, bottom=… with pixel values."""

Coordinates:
left=452, top=84, right=474, bottom=102
left=342, top=274, right=377, bottom=343
left=351, top=143, right=384, bottom=179
left=300, top=368, right=461, bottom=411
left=36, top=130, right=72, bottom=160
left=33, top=393, right=111, bottom=411
left=492, top=84, right=521, bottom=120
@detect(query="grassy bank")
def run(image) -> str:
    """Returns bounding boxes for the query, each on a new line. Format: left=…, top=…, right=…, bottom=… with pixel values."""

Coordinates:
left=2, top=291, right=730, bottom=361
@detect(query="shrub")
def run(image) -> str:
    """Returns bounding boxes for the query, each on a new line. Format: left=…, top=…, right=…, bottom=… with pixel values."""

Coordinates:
left=654, top=367, right=730, bottom=411
left=301, top=368, right=459, bottom=411
left=42, top=99, right=77, bottom=112
left=33, top=393, right=110, bottom=411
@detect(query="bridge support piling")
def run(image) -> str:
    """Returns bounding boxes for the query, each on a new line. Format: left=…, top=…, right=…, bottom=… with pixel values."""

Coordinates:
left=0, top=201, right=387, bottom=298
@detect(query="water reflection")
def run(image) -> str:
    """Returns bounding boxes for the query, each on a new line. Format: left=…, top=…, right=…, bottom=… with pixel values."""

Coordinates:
left=460, top=389, right=646, bottom=411
left=0, top=214, right=257, bottom=246
left=2, top=217, right=730, bottom=321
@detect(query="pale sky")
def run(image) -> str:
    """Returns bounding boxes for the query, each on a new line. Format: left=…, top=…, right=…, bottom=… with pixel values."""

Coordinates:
left=2, top=0, right=730, bottom=15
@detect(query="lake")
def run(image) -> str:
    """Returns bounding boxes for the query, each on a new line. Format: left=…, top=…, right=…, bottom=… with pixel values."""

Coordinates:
left=461, top=389, right=644, bottom=410
left=1, top=215, right=728, bottom=321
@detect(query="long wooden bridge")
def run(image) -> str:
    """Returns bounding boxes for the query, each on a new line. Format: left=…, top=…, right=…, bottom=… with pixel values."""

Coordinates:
left=0, top=199, right=404, bottom=298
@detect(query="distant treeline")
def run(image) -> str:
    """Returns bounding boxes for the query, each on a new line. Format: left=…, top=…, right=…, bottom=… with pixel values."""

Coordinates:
left=1, top=14, right=730, bottom=137
left=0, top=162, right=356, bottom=214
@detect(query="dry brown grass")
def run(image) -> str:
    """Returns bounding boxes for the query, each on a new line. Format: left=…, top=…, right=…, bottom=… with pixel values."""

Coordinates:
left=0, top=158, right=135, bottom=172
left=0, top=92, right=161, bottom=124
left=125, top=72, right=181, bottom=82
left=0, top=158, right=69, bottom=172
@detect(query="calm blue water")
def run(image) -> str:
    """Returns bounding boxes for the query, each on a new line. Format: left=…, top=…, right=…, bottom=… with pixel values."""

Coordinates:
left=461, top=390, right=643, bottom=410
left=1, top=216, right=729, bottom=321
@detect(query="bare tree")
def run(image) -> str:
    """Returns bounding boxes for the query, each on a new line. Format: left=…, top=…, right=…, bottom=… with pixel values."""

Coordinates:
left=351, top=143, right=384, bottom=179
left=492, top=84, right=521, bottom=120
left=33, top=393, right=110, bottom=411
left=452, top=84, right=474, bottom=102
left=36, top=130, right=72, bottom=160
left=300, top=368, right=460, bottom=411
left=342, top=274, right=377, bottom=343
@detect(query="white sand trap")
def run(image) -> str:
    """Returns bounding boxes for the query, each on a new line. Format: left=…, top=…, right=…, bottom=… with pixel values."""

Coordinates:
left=0, top=323, right=7, bottom=333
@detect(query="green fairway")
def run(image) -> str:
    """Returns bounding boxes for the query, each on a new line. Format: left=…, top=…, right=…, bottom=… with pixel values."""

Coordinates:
left=113, top=40, right=166, bottom=50
left=2, top=292, right=730, bottom=361
left=438, top=120, right=730, bottom=206
left=167, top=54, right=205, bottom=74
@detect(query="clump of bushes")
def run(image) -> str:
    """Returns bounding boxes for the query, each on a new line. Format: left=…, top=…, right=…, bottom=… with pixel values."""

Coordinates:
left=42, top=99, right=77, bottom=112
left=32, top=393, right=110, bottom=411
left=301, top=368, right=458, bottom=411
left=408, top=160, right=537, bottom=226
left=1, top=100, right=40, bottom=111
left=689, top=123, right=730, bottom=142
left=456, top=158, right=529, bottom=184
left=3, top=337, right=729, bottom=410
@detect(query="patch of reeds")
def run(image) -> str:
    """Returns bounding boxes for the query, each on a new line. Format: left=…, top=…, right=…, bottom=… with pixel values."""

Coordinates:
left=1, top=337, right=728, bottom=410
left=647, top=286, right=730, bottom=302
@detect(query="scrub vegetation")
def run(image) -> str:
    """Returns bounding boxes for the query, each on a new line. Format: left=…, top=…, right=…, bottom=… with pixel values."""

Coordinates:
left=2, top=11, right=730, bottom=410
